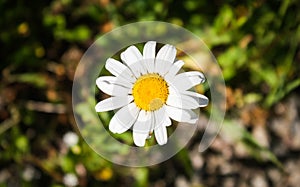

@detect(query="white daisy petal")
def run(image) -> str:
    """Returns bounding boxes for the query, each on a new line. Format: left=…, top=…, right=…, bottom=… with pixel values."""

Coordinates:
left=121, top=46, right=143, bottom=65
left=105, top=58, right=125, bottom=76
left=96, top=77, right=131, bottom=96
left=166, top=93, right=200, bottom=109
left=156, top=44, right=176, bottom=64
left=95, top=96, right=133, bottom=112
left=153, top=106, right=166, bottom=130
left=121, top=46, right=145, bottom=77
left=133, top=132, right=147, bottom=147
left=168, top=85, right=179, bottom=95
left=155, top=44, right=176, bottom=76
left=96, top=76, right=132, bottom=88
left=165, top=105, right=198, bottom=124
left=170, top=71, right=205, bottom=91
left=143, top=41, right=156, bottom=59
left=143, top=41, right=156, bottom=73
left=182, top=91, right=209, bottom=107
left=154, top=125, right=168, bottom=145
left=185, top=109, right=198, bottom=123
left=167, top=85, right=205, bottom=109
left=133, top=111, right=152, bottom=146
left=137, top=59, right=148, bottom=75
left=109, top=103, right=140, bottom=134
left=155, top=59, right=173, bottom=76
left=164, top=60, right=184, bottom=80
left=105, top=58, right=136, bottom=83
left=148, top=111, right=155, bottom=135
left=155, top=105, right=172, bottom=127
left=164, top=116, right=172, bottom=126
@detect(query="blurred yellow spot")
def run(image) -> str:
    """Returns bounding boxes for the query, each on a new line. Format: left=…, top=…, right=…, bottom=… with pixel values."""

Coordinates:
left=71, top=145, right=81, bottom=155
left=95, top=167, right=113, bottom=181
left=35, top=47, right=45, bottom=58
left=170, top=18, right=183, bottom=26
left=18, top=22, right=29, bottom=35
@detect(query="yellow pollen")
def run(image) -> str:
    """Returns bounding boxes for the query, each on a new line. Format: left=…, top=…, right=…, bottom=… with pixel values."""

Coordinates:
left=132, top=73, right=169, bottom=111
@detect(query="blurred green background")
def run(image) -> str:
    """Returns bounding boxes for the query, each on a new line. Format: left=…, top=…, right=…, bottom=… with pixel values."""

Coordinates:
left=1, top=0, right=300, bottom=186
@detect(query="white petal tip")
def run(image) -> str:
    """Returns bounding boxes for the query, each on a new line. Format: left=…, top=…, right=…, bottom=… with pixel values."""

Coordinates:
left=146, top=41, right=156, bottom=45
left=154, top=126, right=168, bottom=145
left=133, top=133, right=147, bottom=147
left=109, top=123, right=126, bottom=134
left=156, top=136, right=167, bottom=145
left=109, top=129, right=120, bottom=134
left=109, top=129, right=117, bottom=134
left=134, top=140, right=146, bottom=147
left=95, top=103, right=104, bottom=112
left=200, top=99, right=209, bottom=107
left=108, top=122, right=117, bottom=133
left=158, top=141, right=167, bottom=146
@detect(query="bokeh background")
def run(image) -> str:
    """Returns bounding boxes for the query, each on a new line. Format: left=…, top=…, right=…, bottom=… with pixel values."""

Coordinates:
left=1, top=0, right=300, bottom=186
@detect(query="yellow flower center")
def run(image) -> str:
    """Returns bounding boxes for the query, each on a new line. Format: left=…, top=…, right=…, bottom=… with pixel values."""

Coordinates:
left=132, top=73, right=169, bottom=111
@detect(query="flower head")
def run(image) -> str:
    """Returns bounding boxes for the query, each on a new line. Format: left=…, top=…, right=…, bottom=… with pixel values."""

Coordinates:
left=95, top=41, right=208, bottom=146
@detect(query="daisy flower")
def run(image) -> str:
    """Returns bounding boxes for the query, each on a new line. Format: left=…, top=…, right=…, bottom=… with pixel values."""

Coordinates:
left=95, top=41, right=208, bottom=147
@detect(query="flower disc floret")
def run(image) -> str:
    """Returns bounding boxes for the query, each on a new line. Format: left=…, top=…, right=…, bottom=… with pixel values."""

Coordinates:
left=132, top=73, right=169, bottom=111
